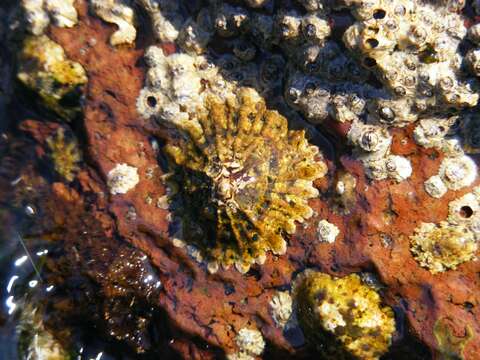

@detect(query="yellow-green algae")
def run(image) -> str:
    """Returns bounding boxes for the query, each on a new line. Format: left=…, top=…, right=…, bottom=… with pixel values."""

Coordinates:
left=293, top=270, right=396, bottom=360
left=46, top=128, right=81, bottom=182
left=17, top=35, right=87, bottom=120
left=434, top=318, right=474, bottom=360
left=165, top=88, right=327, bottom=273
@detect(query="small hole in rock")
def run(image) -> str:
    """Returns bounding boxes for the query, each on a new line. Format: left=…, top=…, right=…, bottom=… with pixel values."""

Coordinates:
left=147, top=96, right=157, bottom=107
left=373, top=9, right=386, bottom=19
left=460, top=206, right=474, bottom=218
left=366, top=38, right=379, bottom=48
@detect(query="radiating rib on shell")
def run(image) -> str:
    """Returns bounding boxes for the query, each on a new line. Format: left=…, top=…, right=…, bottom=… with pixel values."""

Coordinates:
left=165, top=88, right=327, bottom=272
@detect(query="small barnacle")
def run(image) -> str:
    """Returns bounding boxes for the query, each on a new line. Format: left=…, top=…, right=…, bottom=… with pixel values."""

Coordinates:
left=136, top=88, right=164, bottom=119
left=165, top=88, right=327, bottom=273
left=293, top=270, right=396, bottom=360
left=227, top=328, right=265, bottom=360
left=317, top=219, right=340, bottom=243
left=468, top=23, right=480, bottom=44
left=107, top=163, right=140, bottom=195
left=347, top=121, right=391, bottom=161
left=275, top=11, right=302, bottom=42
left=461, top=113, right=480, bottom=154
left=410, top=222, right=478, bottom=273
left=46, top=128, right=81, bottom=182
left=438, top=155, right=477, bottom=191
left=368, top=97, right=418, bottom=127
left=260, top=55, right=285, bottom=88
left=21, top=0, right=50, bottom=35
left=17, top=35, right=87, bottom=121
left=214, top=4, right=248, bottom=38
left=378, top=106, right=395, bottom=123
left=296, top=0, right=327, bottom=13
left=466, top=49, right=480, bottom=77
left=361, top=130, right=381, bottom=152
left=43, top=0, right=78, bottom=28
left=21, top=0, right=78, bottom=35
left=332, top=171, right=357, bottom=214
left=178, top=15, right=213, bottom=55
left=136, top=0, right=182, bottom=43
left=269, top=291, right=293, bottom=328
left=424, top=175, right=448, bottom=199
left=301, top=15, right=331, bottom=43
left=249, top=13, right=274, bottom=48
left=364, top=159, right=388, bottom=181
left=90, top=0, right=137, bottom=46
left=232, top=39, right=257, bottom=62
left=448, top=191, right=479, bottom=225
left=385, top=155, right=412, bottom=182
left=413, top=117, right=455, bottom=149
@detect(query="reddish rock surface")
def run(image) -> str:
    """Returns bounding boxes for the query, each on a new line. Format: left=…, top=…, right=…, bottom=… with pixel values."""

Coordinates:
left=3, top=0, right=478, bottom=358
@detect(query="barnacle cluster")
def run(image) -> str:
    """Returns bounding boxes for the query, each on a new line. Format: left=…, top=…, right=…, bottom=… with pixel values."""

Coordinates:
left=46, top=127, right=81, bottom=182
left=293, top=270, right=396, bottom=360
left=17, top=35, right=87, bottom=120
left=343, top=0, right=478, bottom=121
left=410, top=187, right=480, bottom=273
left=21, top=0, right=78, bottom=35
left=136, top=46, right=231, bottom=124
left=414, top=117, right=478, bottom=198
left=128, top=0, right=480, bottom=184
left=165, top=88, right=327, bottom=273
left=90, top=0, right=136, bottom=46
left=347, top=119, right=412, bottom=181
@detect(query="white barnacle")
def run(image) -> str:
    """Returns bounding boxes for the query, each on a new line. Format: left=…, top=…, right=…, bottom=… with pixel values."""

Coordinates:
left=439, top=155, right=477, bottom=190
left=136, top=88, right=164, bottom=119
left=424, top=175, right=448, bottom=198
left=45, top=0, right=77, bottom=28
left=229, top=328, right=265, bottom=359
left=317, top=219, right=340, bottom=244
left=269, top=291, right=293, bottom=328
left=385, top=155, right=412, bottom=182
left=21, top=0, right=78, bottom=35
left=413, top=118, right=454, bottom=149
left=107, top=163, right=139, bottom=195
left=448, top=191, right=480, bottom=225
left=90, top=0, right=137, bottom=46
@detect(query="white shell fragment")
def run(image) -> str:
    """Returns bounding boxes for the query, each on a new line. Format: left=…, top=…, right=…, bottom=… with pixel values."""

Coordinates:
left=317, top=220, right=340, bottom=244
left=107, top=163, right=139, bottom=195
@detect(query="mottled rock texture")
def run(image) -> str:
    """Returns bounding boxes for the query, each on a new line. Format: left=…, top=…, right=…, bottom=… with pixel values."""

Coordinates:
left=2, top=0, right=480, bottom=359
